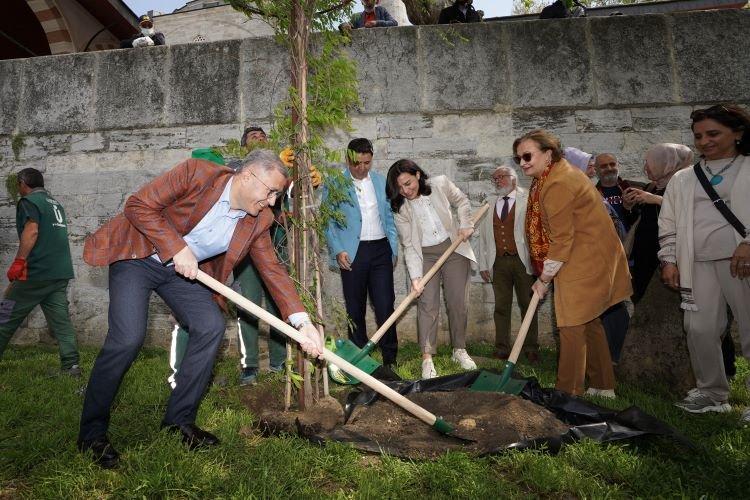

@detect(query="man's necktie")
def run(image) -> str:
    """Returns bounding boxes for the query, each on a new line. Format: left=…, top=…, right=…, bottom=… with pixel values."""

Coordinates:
left=500, top=196, right=510, bottom=222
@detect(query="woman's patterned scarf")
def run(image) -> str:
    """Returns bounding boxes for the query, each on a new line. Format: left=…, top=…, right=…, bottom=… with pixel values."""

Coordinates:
left=525, top=161, right=556, bottom=276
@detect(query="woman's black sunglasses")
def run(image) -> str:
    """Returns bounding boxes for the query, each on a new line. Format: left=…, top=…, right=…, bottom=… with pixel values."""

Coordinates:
left=513, top=152, right=534, bottom=164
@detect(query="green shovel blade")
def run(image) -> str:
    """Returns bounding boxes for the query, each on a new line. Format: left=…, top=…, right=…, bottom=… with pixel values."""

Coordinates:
left=469, top=362, right=527, bottom=395
left=327, top=338, right=382, bottom=385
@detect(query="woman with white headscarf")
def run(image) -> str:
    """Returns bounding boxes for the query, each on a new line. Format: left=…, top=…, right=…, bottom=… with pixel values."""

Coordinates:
left=623, top=143, right=693, bottom=303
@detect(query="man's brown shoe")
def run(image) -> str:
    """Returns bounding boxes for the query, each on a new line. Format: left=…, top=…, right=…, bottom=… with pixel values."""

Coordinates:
left=492, top=350, right=509, bottom=360
left=525, top=351, right=540, bottom=365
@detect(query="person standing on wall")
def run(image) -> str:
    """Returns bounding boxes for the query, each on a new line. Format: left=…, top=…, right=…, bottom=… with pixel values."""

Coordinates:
left=0, top=168, right=81, bottom=377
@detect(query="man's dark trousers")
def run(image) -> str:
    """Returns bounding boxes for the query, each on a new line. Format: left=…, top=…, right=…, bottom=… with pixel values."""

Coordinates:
left=492, top=254, right=538, bottom=353
left=79, top=258, right=225, bottom=442
left=339, top=239, right=397, bottom=364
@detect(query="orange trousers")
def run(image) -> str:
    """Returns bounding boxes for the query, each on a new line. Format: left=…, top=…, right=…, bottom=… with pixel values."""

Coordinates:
left=556, top=317, right=615, bottom=396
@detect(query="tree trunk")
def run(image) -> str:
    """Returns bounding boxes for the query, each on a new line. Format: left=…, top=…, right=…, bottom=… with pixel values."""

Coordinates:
left=401, top=0, right=451, bottom=24
left=616, top=272, right=695, bottom=395
left=289, top=0, right=315, bottom=410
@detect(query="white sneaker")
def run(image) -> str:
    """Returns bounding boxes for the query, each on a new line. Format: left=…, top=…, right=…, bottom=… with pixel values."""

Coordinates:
left=741, top=407, right=750, bottom=423
left=451, top=349, right=477, bottom=370
left=585, top=387, right=616, bottom=399
left=674, top=390, right=731, bottom=413
left=421, top=359, right=437, bottom=379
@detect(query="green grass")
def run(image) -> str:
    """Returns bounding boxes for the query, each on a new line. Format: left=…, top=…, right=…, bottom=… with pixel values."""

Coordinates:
left=1, top=343, right=749, bottom=498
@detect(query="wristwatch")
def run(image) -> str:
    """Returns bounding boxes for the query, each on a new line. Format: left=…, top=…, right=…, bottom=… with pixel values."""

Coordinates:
left=658, top=261, right=675, bottom=269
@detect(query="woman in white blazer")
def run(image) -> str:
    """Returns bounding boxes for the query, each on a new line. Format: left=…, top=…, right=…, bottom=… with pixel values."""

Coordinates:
left=386, top=159, right=477, bottom=379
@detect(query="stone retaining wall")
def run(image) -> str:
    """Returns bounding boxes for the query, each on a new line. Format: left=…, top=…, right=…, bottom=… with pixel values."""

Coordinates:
left=1, top=10, right=748, bottom=352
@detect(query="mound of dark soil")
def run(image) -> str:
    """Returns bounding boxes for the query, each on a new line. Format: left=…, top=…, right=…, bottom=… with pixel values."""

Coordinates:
left=241, top=385, right=570, bottom=458
left=337, top=389, right=570, bottom=457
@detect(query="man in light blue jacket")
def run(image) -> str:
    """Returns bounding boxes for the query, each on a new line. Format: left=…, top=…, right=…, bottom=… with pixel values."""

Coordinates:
left=323, top=138, right=399, bottom=366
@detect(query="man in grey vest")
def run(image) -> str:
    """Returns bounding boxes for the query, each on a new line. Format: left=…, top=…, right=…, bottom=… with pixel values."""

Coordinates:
left=0, top=168, right=81, bottom=376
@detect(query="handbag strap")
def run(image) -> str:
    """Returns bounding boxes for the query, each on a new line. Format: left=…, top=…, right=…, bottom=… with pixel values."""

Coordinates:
left=693, top=161, right=748, bottom=238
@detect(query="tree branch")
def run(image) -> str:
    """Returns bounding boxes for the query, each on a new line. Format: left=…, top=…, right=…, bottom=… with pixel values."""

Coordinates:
left=227, top=0, right=272, bottom=18
left=315, top=0, right=355, bottom=16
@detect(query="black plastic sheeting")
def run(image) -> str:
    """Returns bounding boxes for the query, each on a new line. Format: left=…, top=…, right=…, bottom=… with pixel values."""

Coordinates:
left=303, top=370, right=694, bottom=457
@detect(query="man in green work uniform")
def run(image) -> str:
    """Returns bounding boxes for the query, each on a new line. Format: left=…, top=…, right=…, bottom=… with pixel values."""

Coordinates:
left=0, top=168, right=81, bottom=376
left=169, top=127, right=320, bottom=386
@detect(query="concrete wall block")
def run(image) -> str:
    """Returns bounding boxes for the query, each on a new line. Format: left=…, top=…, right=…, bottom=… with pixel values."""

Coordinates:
left=0, top=60, right=21, bottom=134
left=96, top=46, right=169, bottom=130
left=0, top=136, right=12, bottom=161
left=19, top=53, right=96, bottom=134
left=241, top=37, right=290, bottom=121
left=575, top=108, right=633, bottom=133
left=384, top=138, right=414, bottom=159
left=376, top=114, right=433, bottom=139
left=590, top=15, right=674, bottom=105
left=622, top=130, right=684, bottom=157
left=45, top=152, right=100, bottom=174
left=43, top=172, right=100, bottom=196
left=323, top=115, right=379, bottom=153
left=630, top=105, right=693, bottom=132
left=454, top=157, right=501, bottom=183
left=69, top=133, right=106, bottom=153
left=511, top=109, right=577, bottom=135
left=508, top=18, right=594, bottom=108
left=420, top=23, right=509, bottom=111
left=670, top=10, right=750, bottom=103
left=433, top=113, right=514, bottom=157
left=558, top=132, right=625, bottom=156
left=107, top=127, right=187, bottom=152
left=21, top=134, right=71, bottom=160
left=412, top=158, right=455, bottom=179
left=185, top=123, right=242, bottom=149
left=152, top=148, right=194, bottom=172
left=169, top=40, right=242, bottom=125
left=348, top=27, right=420, bottom=113
left=411, top=137, right=477, bottom=159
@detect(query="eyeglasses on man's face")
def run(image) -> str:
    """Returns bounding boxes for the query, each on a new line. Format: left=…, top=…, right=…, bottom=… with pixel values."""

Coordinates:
left=250, top=170, right=282, bottom=200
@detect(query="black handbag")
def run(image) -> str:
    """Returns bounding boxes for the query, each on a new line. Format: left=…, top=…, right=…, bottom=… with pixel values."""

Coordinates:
left=693, top=161, right=748, bottom=238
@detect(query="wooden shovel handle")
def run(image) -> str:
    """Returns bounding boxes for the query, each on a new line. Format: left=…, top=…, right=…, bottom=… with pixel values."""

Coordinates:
left=367, top=203, right=491, bottom=345
left=195, top=270, right=440, bottom=427
left=507, top=292, right=541, bottom=365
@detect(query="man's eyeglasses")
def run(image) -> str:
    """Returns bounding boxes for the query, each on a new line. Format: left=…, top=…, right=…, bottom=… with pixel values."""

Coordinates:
left=513, top=152, right=535, bottom=165
left=250, top=171, right=282, bottom=200
left=492, top=174, right=513, bottom=180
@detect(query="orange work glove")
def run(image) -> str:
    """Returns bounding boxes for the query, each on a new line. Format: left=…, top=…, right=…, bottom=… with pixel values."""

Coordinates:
left=309, top=165, right=322, bottom=188
left=7, top=258, right=28, bottom=281
left=279, top=148, right=295, bottom=168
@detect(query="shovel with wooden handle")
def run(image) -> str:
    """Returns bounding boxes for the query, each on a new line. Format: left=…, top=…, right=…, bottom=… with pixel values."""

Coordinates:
left=195, top=270, right=470, bottom=440
left=328, top=204, right=491, bottom=385
left=469, top=291, right=541, bottom=394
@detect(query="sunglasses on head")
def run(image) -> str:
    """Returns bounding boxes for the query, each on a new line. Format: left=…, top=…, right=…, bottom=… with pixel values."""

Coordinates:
left=690, top=104, right=731, bottom=121
left=513, top=152, right=535, bottom=165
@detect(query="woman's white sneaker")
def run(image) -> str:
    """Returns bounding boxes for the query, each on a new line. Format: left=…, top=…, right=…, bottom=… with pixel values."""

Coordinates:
left=451, top=349, right=477, bottom=370
left=585, top=388, right=616, bottom=399
left=421, top=359, right=437, bottom=379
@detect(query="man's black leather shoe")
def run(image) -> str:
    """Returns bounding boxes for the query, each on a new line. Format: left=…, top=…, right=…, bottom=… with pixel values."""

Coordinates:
left=166, top=423, right=220, bottom=450
left=77, top=436, right=119, bottom=469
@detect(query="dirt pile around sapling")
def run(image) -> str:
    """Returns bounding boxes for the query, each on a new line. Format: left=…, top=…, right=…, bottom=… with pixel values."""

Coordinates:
left=241, top=383, right=570, bottom=458
left=241, top=384, right=345, bottom=436
left=337, top=389, right=570, bottom=457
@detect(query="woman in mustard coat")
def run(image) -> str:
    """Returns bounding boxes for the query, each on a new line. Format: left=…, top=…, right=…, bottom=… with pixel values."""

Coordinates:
left=514, top=129, right=632, bottom=397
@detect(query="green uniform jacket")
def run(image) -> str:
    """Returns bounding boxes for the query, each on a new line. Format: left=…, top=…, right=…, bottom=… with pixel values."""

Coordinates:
left=16, top=189, right=74, bottom=280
